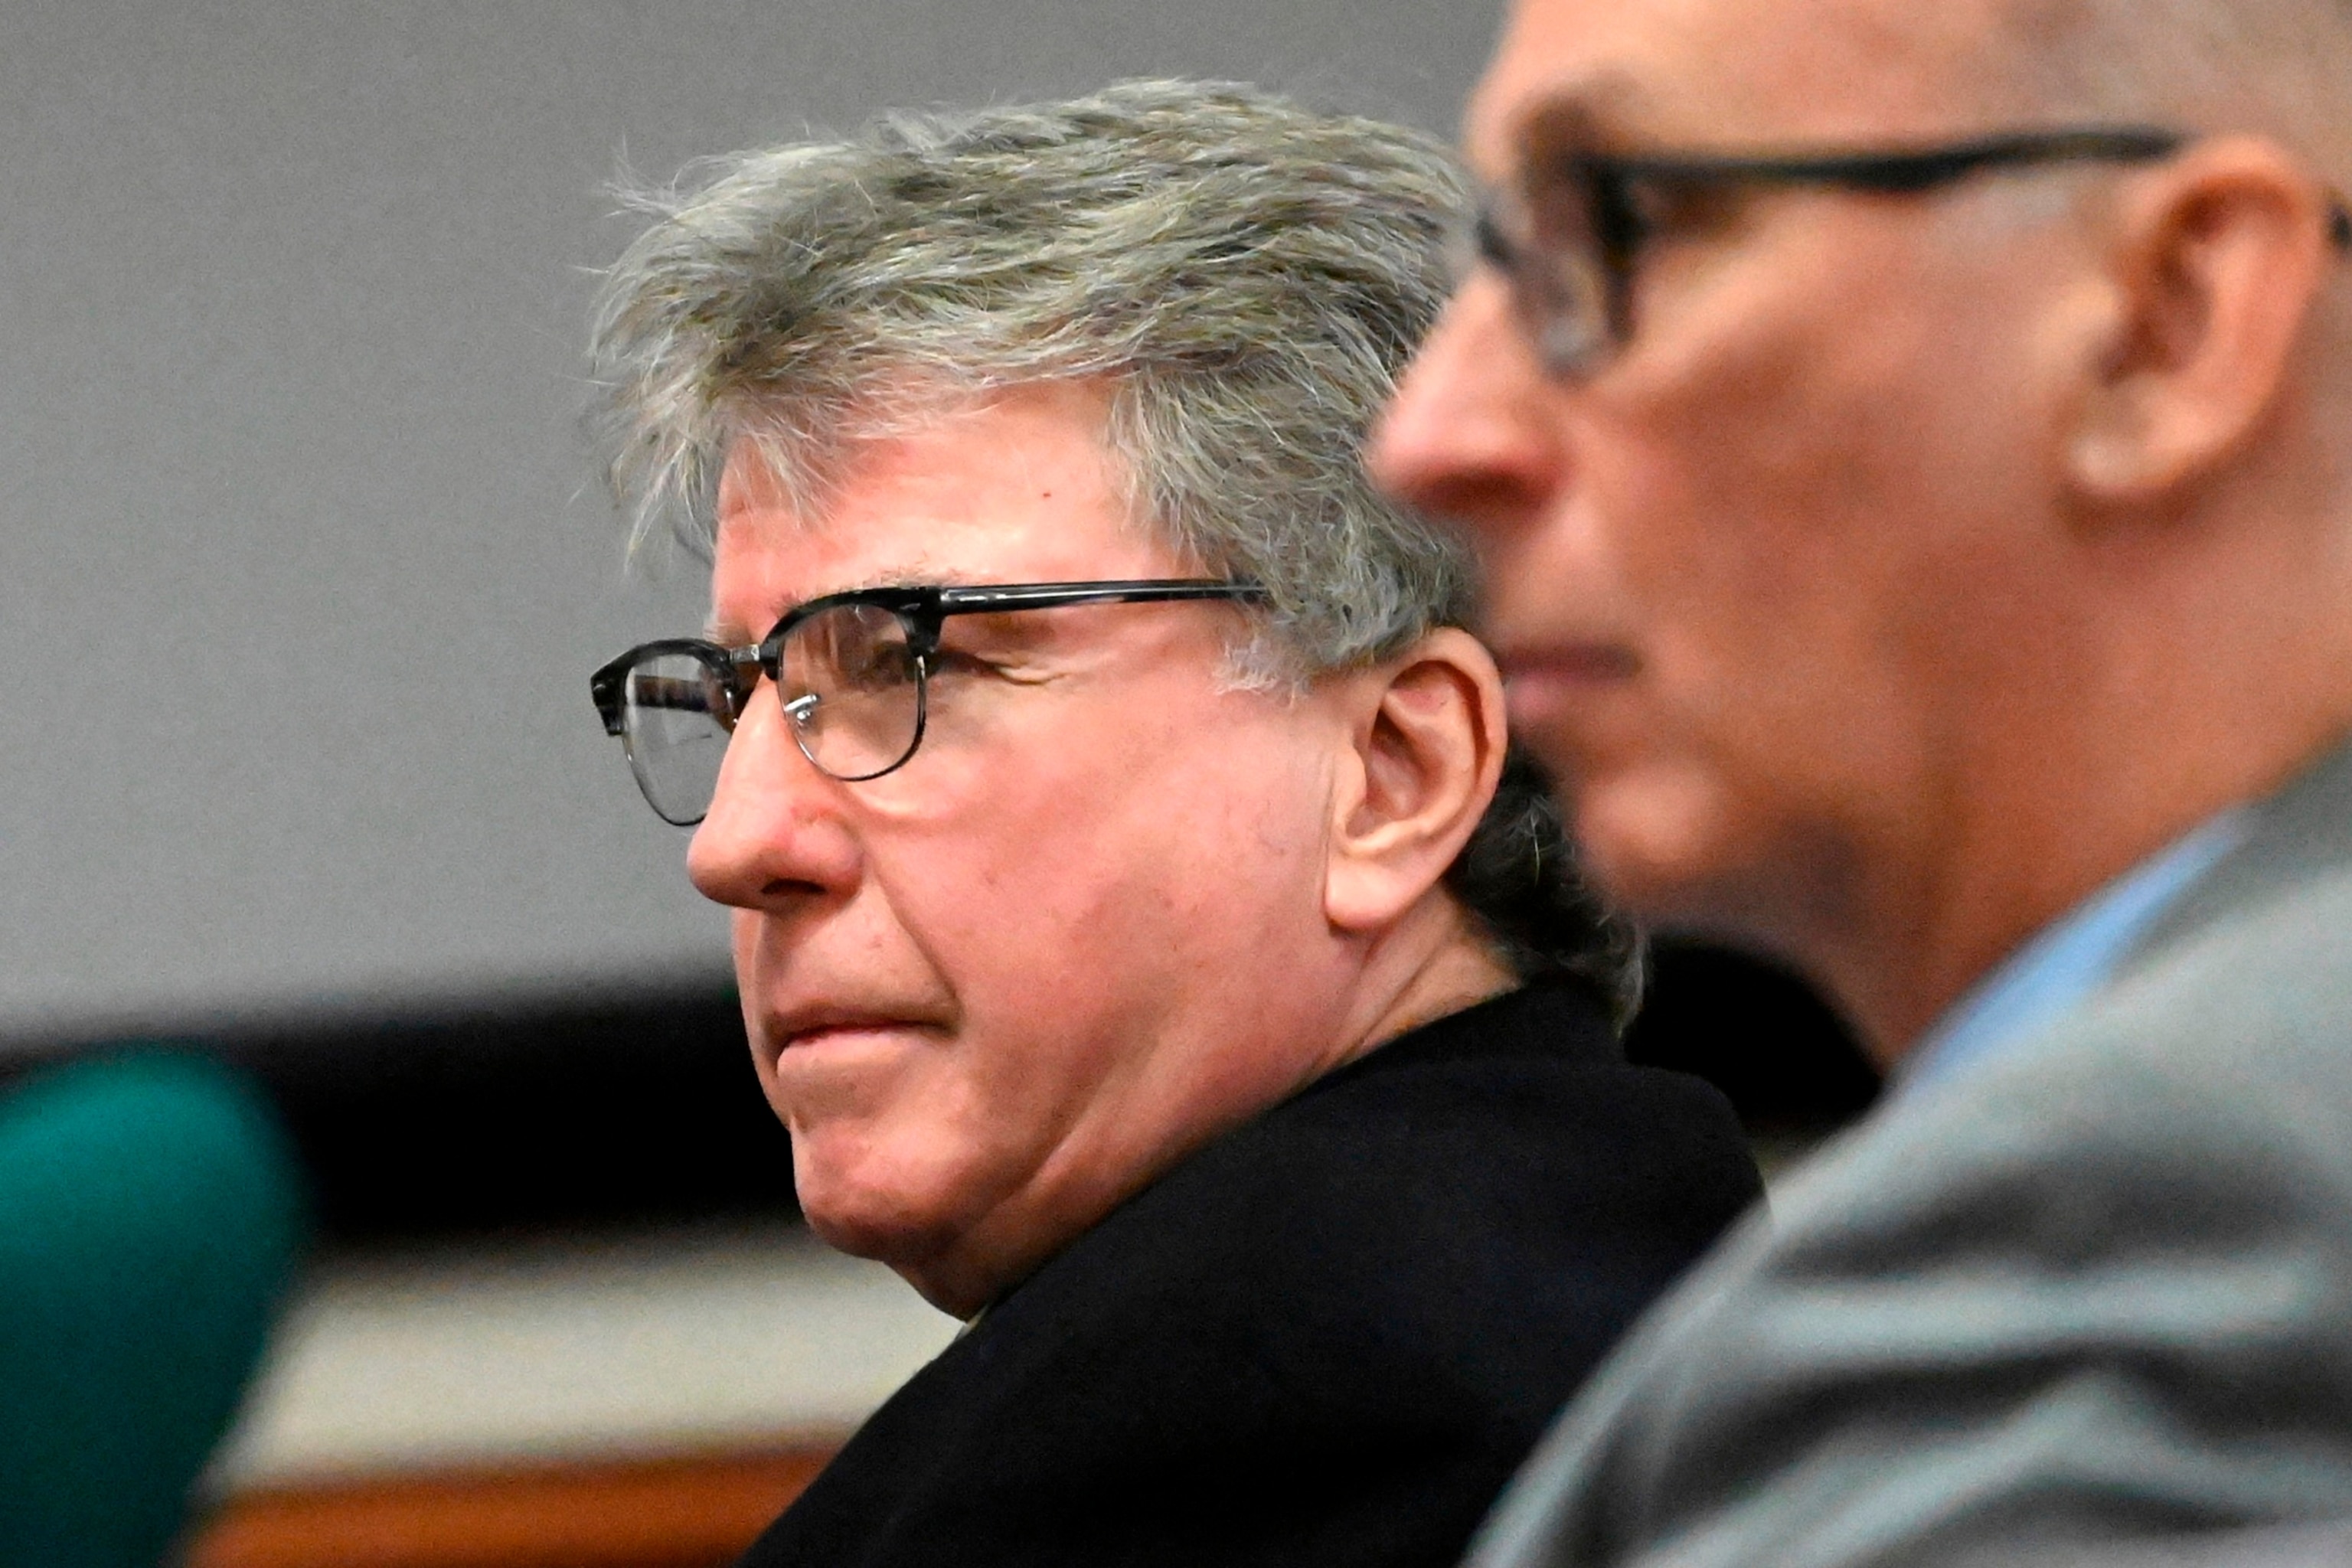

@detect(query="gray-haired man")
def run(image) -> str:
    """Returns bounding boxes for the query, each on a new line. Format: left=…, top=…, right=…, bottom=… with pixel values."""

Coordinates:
left=1374, top=0, right=2352, bottom=1563
left=587, top=81, right=1759, bottom=1568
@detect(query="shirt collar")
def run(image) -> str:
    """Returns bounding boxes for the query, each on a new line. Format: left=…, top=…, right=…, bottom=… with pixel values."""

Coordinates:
left=1898, top=808, right=2251, bottom=1097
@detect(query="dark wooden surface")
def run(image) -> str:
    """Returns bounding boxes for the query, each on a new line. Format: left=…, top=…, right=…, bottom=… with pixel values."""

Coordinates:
left=188, top=1444, right=838, bottom=1568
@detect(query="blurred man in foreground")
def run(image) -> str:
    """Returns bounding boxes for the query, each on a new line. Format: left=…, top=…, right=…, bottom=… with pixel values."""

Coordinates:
left=587, top=83, right=1759, bottom=1568
left=1373, top=0, right=2352, bottom=1563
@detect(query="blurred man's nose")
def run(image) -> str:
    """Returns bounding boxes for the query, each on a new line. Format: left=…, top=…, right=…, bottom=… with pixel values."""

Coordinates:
left=1369, top=276, right=1569, bottom=539
left=686, top=695, right=861, bottom=913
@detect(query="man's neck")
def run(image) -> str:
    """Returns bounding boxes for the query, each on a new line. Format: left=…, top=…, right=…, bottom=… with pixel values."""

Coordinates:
left=1826, top=479, right=2352, bottom=1064
left=1338, top=898, right=1519, bottom=1071
left=1831, top=713, right=2352, bottom=1066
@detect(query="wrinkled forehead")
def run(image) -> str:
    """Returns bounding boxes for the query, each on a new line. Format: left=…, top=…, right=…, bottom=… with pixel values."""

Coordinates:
left=1466, top=0, right=2023, bottom=176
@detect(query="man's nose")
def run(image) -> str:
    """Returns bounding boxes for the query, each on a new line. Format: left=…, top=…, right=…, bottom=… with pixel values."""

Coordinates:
left=686, top=691, right=861, bottom=913
left=1369, top=276, right=1570, bottom=539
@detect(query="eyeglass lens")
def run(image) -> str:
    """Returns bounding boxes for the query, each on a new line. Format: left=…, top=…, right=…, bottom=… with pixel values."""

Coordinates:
left=1514, top=170, right=1617, bottom=373
left=776, top=603, right=926, bottom=783
left=619, top=651, right=737, bottom=826
left=614, top=602, right=929, bottom=824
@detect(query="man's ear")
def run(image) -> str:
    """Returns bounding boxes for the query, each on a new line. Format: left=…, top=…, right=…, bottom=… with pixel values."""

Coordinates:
left=2065, top=136, right=2340, bottom=505
left=1324, top=627, right=1508, bottom=935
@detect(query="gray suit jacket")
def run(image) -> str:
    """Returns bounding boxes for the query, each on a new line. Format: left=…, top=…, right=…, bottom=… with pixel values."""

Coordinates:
left=1474, top=737, right=2352, bottom=1568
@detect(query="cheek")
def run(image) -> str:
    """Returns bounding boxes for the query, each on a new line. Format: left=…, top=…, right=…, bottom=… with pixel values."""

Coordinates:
left=780, top=691, right=1344, bottom=1265
left=862, top=693, right=1322, bottom=1081
left=807, top=734, right=1310, bottom=1236
left=900, top=714, right=1325, bottom=1002
left=1555, top=283, right=2045, bottom=897
left=1609, top=270, right=2036, bottom=759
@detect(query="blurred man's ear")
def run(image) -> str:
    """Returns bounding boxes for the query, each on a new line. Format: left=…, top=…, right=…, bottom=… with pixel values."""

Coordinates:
left=1324, top=627, right=1508, bottom=934
left=2065, top=136, right=2338, bottom=505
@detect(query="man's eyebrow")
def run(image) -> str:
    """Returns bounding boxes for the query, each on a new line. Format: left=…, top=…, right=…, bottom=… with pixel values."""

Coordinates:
left=703, top=570, right=988, bottom=642
left=1492, top=71, right=1664, bottom=172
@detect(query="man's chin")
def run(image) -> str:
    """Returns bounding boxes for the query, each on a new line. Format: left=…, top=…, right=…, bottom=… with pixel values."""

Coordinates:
left=1579, top=779, right=1863, bottom=963
left=1572, top=769, right=1753, bottom=926
left=792, top=1150, right=969, bottom=1269
left=800, top=1192, right=995, bottom=1315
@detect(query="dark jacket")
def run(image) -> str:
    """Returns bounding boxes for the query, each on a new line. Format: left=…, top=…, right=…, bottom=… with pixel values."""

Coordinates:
left=740, top=982, right=1761, bottom=1568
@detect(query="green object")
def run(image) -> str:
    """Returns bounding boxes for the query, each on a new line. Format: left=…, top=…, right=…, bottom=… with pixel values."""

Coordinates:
left=0, top=1052, right=306, bottom=1566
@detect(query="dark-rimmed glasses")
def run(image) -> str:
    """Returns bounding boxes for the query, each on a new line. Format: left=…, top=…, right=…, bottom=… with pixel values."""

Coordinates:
left=591, top=579, right=1270, bottom=825
left=1473, top=126, right=2352, bottom=378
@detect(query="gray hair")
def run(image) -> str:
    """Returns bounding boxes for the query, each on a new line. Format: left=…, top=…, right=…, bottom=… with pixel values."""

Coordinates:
left=588, top=78, right=1638, bottom=1012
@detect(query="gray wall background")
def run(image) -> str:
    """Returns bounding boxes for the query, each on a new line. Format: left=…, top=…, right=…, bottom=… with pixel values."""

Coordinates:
left=0, top=0, right=1498, bottom=1044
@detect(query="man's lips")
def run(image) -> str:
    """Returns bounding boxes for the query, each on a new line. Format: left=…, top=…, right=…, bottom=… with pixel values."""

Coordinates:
left=760, top=1007, right=947, bottom=1054
left=1497, top=642, right=1641, bottom=684
left=1494, top=642, right=1642, bottom=727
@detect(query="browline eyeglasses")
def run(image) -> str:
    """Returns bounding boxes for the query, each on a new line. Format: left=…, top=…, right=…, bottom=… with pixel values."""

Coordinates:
left=591, top=579, right=1269, bottom=825
left=1473, top=126, right=2352, bottom=377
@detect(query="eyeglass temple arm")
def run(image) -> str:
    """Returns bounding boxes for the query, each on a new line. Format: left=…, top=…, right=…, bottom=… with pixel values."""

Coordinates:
left=932, top=580, right=1272, bottom=612
left=1599, top=128, right=2186, bottom=191
left=1600, top=129, right=2352, bottom=245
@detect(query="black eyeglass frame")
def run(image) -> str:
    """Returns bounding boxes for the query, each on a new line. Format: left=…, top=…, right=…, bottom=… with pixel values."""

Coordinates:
left=1475, top=126, right=2352, bottom=377
left=591, top=578, right=1272, bottom=818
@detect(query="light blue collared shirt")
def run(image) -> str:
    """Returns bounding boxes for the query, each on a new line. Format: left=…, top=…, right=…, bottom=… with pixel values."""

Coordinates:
left=1900, top=810, right=2251, bottom=1096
